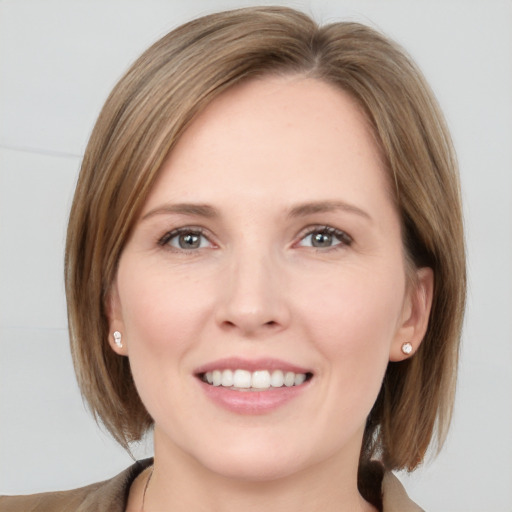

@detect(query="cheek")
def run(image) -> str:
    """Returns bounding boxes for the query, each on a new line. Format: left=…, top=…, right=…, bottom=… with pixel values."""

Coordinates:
left=118, top=265, right=212, bottom=355
left=115, top=264, right=213, bottom=417
left=297, top=264, right=405, bottom=374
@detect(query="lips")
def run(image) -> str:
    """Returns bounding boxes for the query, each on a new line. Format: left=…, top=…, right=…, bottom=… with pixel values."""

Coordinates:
left=195, top=357, right=311, bottom=374
left=195, top=358, right=313, bottom=414
left=202, top=369, right=309, bottom=389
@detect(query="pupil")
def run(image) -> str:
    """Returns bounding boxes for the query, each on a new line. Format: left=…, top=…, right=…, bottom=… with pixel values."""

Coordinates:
left=313, top=232, right=332, bottom=247
left=180, top=233, right=200, bottom=249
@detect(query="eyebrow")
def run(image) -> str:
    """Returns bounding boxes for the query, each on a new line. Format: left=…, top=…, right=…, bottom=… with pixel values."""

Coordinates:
left=287, top=200, right=372, bottom=222
left=141, top=203, right=218, bottom=221
left=141, top=200, right=371, bottom=222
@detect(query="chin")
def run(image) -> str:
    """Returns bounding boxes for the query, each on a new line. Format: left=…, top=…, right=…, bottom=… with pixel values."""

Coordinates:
left=175, top=429, right=311, bottom=482
left=202, top=450, right=307, bottom=482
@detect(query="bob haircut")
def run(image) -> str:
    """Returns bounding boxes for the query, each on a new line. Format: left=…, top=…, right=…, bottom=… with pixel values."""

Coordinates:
left=65, top=6, right=465, bottom=471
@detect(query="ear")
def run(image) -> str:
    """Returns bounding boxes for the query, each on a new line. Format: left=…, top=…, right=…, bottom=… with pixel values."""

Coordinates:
left=389, top=267, right=434, bottom=362
left=105, top=280, right=128, bottom=357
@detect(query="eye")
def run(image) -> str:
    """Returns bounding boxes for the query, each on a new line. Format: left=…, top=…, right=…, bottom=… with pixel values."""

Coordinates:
left=297, top=226, right=352, bottom=249
left=159, top=228, right=212, bottom=250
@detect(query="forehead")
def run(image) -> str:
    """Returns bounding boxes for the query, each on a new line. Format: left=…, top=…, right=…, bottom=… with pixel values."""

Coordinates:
left=144, top=75, right=391, bottom=213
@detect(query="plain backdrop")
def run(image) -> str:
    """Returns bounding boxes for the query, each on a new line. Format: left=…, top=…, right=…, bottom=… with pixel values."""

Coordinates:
left=1, top=1, right=511, bottom=510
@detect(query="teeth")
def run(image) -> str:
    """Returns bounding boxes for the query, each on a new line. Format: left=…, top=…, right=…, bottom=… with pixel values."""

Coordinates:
left=270, top=370, right=284, bottom=387
left=294, top=373, right=306, bottom=385
left=233, top=369, right=251, bottom=388
left=212, top=370, right=222, bottom=386
left=221, top=369, right=233, bottom=387
left=284, top=371, right=295, bottom=387
left=251, top=370, right=270, bottom=389
left=203, top=369, right=308, bottom=389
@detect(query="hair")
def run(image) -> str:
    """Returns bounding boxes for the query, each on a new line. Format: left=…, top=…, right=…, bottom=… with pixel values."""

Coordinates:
left=65, top=6, right=465, bottom=472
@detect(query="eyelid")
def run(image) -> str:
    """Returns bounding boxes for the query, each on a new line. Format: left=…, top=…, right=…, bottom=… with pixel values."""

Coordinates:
left=156, top=224, right=351, bottom=252
left=294, top=224, right=353, bottom=248
left=158, top=226, right=216, bottom=249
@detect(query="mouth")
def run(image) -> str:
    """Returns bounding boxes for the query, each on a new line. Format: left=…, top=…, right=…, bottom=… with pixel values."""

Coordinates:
left=199, top=369, right=314, bottom=391
left=194, top=358, right=313, bottom=413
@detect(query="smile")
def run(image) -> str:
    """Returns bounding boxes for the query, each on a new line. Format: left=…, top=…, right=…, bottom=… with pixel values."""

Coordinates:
left=195, top=358, right=313, bottom=413
left=201, top=369, right=312, bottom=390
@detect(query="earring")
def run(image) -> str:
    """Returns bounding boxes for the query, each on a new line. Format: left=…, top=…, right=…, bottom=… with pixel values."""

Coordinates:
left=113, top=331, right=123, bottom=348
left=401, top=342, right=413, bottom=355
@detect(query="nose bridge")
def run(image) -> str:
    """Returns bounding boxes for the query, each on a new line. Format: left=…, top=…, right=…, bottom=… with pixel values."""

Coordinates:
left=218, top=240, right=288, bottom=334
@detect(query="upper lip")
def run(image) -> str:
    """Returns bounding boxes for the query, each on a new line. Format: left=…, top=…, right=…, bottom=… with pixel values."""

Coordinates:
left=194, top=357, right=312, bottom=375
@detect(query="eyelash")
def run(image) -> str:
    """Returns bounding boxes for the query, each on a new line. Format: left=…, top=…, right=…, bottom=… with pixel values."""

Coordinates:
left=157, top=225, right=353, bottom=252
left=296, top=225, right=353, bottom=250
left=158, top=227, right=211, bottom=251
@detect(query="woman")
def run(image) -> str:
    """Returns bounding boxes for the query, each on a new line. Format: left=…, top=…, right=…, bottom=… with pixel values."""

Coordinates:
left=0, top=6, right=465, bottom=512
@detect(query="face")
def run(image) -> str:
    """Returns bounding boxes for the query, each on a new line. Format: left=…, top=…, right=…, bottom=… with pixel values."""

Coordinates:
left=109, top=76, right=432, bottom=482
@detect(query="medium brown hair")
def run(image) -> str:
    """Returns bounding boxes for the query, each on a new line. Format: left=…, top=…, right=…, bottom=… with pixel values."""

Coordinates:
left=65, top=6, right=465, bottom=471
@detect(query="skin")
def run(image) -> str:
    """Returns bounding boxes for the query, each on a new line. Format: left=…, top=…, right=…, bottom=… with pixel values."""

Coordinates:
left=108, top=76, right=433, bottom=512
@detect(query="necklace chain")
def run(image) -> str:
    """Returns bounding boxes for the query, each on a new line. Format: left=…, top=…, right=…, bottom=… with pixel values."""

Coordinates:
left=140, top=465, right=154, bottom=512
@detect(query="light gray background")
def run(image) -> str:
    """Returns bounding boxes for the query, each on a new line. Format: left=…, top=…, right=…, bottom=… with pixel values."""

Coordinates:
left=1, top=1, right=511, bottom=510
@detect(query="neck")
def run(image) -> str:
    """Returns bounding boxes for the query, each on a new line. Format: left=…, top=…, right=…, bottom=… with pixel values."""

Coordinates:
left=139, top=431, right=375, bottom=512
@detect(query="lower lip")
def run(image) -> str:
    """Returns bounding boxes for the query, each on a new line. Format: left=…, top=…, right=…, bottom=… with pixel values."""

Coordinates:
left=197, top=379, right=310, bottom=415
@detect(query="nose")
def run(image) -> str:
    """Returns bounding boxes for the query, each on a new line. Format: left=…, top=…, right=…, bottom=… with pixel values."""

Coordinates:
left=215, top=249, right=290, bottom=337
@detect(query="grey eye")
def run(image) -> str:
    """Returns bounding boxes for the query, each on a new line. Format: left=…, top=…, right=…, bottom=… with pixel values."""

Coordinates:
left=178, top=233, right=202, bottom=249
left=310, top=231, right=334, bottom=248
left=163, top=230, right=211, bottom=250
left=298, top=227, right=352, bottom=249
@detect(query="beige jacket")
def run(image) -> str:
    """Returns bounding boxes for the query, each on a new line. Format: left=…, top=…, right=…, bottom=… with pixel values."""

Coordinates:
left=0, top=459, right=423, bottom=511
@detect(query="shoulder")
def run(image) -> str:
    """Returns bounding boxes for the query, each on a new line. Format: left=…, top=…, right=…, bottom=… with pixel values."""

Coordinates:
left=0, top=481, right=104, bottom=512
left=0, top=459, right=152, bottom=512
left=382, top=472, right=424, bottom=512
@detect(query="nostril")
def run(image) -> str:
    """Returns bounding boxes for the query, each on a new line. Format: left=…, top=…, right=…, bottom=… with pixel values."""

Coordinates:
left=220, top=320, right=240, bottom=331
left=219, top=315, right=281, bottom=331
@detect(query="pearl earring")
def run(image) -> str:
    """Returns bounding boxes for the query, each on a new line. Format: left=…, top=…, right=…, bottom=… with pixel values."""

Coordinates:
left=113, top=331, right=123, bottom=348
left=401, top=342, right=413, bottom=355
